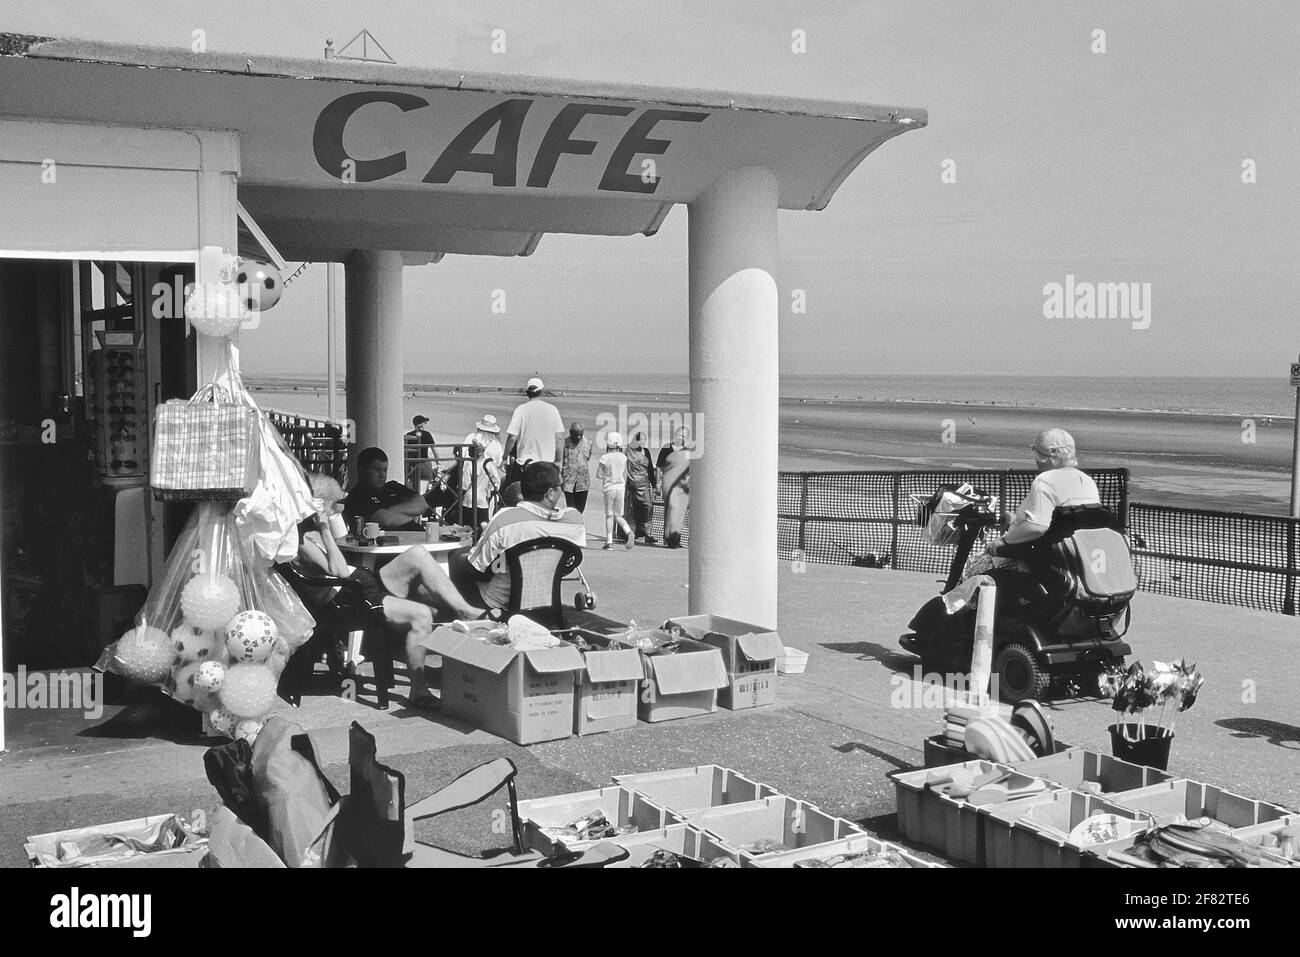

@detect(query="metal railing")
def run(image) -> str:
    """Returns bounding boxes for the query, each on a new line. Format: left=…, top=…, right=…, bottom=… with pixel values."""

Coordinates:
left=647, top=467, right=1299, bottom=616
left=265, top=409, right=349, bottom=487
left=1128, top=502, right=1300, bottom=615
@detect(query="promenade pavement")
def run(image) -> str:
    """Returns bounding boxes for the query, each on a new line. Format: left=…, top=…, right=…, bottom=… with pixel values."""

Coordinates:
left=2, top=537, right=1297, bottom=865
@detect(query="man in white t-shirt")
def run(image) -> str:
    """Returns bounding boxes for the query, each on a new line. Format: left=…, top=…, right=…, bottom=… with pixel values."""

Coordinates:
left=987, top=428, right=1100, bottom=554
left=503, top=377, right=566, bottom=467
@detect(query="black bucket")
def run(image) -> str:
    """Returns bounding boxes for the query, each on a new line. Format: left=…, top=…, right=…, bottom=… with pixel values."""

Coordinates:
left=1108, top=724, right=1173, bottom=770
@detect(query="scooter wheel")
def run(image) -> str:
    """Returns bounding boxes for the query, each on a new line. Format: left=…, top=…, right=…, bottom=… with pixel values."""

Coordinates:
left=574, top=593, right=586, bottom=610
left=585, top=594, right=597, bottom=610
left=995, top=643, right=1051, bottom=704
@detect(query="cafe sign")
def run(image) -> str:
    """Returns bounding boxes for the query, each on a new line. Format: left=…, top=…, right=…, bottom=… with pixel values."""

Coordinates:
left=313, top=91, right=710, bottom=194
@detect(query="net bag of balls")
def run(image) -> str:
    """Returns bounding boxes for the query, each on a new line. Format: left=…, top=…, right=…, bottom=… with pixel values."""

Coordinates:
left=96, top=500, right=315, bottom=742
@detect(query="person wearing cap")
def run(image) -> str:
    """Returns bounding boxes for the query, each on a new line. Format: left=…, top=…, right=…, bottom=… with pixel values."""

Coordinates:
left=404, top=415, right=440, bottom=488
left=503, top=376, right=566, bottom=470
left=987, top=428, right=1100, bottom=554
left=596, top=432, right=636, bottom=550
left=456, top=414, right=505, bottom=521
left=560, top=421, right=594, bottom=513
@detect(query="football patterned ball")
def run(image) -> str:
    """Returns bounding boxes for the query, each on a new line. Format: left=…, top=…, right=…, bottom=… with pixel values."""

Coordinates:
left=224, top=610, right=278, bottom=662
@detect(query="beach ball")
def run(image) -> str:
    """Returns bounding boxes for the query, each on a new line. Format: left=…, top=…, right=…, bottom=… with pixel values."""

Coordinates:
left=207, top=706, right=237, bottom=738
left=225, top=610, right=277, bottom=662
left=194, top=660, right=226, bottom=693
left=115, top=626, right=175, bottom=684
left=169, top=661, right=204, bottom=706
left=184, top=282, right=248, bottom=337
left=235, top=260, right=282, bottom=312
left=219, top=662, right=278, bottom=718
left=181, top=575, right=241, bottom=630
left=170, top=623, right=218, bottom=663
left=234, top=718, right=265, bottom=744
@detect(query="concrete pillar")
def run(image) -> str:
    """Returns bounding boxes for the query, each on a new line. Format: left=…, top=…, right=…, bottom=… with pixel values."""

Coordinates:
left=344, top=249, right=406, bottom=479
left=687, top=167, right=780, bottom=627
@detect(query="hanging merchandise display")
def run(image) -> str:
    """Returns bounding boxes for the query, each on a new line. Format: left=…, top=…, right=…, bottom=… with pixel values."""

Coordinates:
left=98, top=342, right=317, bottom=743
left=234, top=260, right=283, bottom=311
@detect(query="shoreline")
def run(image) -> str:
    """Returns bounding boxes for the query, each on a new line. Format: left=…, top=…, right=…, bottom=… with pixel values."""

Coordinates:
left=244, top=375, right=1297, bottom=424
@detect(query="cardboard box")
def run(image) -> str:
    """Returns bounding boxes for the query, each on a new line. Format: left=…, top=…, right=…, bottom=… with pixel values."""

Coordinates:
left=665, top=615, right=784, bottom=710
left=517, top=785, right=680, bottom=855
left=563, top=631, right=644, bottom=736
left=422, top=627, right=586, bottom=745
left=26, top=814, right=208, bottom=869
left=634, top=634, right=729, bottom=723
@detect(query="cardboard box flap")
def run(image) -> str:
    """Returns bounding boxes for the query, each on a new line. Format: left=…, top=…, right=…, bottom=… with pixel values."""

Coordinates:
left=582, top=647, right=646, bottom=683
left=665, top=614, right=778, bottom=639
left=520, top=644, right=586, bottom=674
left=420, top=628, right=518, bottom=674
left=646, top=645, right=728, bottom=694
left=735, top=631, right=786, bottom=663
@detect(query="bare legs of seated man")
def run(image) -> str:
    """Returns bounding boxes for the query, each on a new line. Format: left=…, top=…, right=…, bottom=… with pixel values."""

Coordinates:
left=376, top=547, right=485, bottom=709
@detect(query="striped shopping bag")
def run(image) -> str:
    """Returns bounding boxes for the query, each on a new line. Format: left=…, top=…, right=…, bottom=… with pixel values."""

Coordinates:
left=151, top=384, right=259, bottom=501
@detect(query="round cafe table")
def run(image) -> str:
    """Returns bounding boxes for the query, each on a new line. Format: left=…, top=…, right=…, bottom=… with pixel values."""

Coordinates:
left=336, top=528, right=469, bottom=573
left=335, top=527, right=472, bottom=669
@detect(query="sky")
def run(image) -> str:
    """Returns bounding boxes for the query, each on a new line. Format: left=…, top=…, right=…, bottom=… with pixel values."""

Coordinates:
left=6, top=0, right=1299, bottom=379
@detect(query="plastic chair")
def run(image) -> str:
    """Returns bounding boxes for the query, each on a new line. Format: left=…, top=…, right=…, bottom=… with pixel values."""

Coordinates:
left=273, top=563, right=395, bottom=708
left=499, top=537, right=584, bottom=629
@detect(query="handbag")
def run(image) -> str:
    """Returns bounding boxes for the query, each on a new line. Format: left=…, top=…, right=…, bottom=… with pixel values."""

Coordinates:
left=151, top=380, right=259, bottom=501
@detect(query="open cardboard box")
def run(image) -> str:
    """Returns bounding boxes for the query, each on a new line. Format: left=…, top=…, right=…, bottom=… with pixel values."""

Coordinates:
left=422, top=627, right=585, bottom=745
left=560, top=629, right=645, bottom=736
left=633, top=633, right=729, bottom=723
left=665, top=614, right=784, bottom=710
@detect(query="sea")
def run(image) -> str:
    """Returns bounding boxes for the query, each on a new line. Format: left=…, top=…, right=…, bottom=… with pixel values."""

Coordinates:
left=250, top=371, right=1298, bottom=419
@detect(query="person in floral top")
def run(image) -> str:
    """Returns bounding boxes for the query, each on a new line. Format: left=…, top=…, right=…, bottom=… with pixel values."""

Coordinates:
left=560, top=421, right=594, bottom=513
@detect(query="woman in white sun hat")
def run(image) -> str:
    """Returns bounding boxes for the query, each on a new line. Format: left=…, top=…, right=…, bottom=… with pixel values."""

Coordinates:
left=457, top=414, right=504, bottom=522
left=596, top=432, right=635, bottom=550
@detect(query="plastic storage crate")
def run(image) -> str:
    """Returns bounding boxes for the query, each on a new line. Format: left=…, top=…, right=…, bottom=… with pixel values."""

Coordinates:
left=983, top=790, right=1153, bottom=868
left=517, top=786, right=680, bottom=855
left=687, top=796, right=862, bottom=862
left=613, top=765, right=779, bottom=814
left=892, top=760, right=1055, bottom=864
left=1110, top=779, right=1291, bottom=829
left=606, top=824, right=743, bottom=868
left=1009, top=748, right=1173, bottom=795
left=750, top=832, right=943, bottom=869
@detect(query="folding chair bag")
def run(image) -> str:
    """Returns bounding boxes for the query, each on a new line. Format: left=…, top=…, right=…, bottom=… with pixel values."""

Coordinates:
left=151, top=382, right=259, bottom=501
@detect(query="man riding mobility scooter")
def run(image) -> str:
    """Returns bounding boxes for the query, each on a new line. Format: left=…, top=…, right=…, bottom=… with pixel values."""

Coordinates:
left=899, top=483, right=1136, bottom=703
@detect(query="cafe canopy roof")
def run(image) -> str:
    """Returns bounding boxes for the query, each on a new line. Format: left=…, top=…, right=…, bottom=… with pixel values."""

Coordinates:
left=0, top=34, right=927, bottom=260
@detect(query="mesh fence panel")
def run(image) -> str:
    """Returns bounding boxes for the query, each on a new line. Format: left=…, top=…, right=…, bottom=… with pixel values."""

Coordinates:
left=1129, top=503, right=1299, bottom=614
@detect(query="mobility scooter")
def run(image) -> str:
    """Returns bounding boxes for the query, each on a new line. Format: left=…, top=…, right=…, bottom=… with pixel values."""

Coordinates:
left=898, top=485, right=1136, bottom=703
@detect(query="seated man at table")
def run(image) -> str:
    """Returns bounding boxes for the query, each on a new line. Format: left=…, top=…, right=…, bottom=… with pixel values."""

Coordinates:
left=295, top=475, right=485, bottom=709
left=343, top=447, right=429, bottom=531
left=448, top=462, right=586, bottom=612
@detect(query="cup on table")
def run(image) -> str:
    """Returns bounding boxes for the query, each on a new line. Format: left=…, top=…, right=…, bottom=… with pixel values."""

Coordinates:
left=363, top=522, right=381, bottom=541
left=425, top=523, right=440, bottom=543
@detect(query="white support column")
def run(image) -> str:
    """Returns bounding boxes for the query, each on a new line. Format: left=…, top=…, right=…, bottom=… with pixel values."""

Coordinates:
left=344, top=250, right=406, bottom=476
left=687, top=167, right=780, bottom=627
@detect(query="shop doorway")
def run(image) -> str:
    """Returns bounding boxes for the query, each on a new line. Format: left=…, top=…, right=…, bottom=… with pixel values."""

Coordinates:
left=0, top=258, right=191, bottom=669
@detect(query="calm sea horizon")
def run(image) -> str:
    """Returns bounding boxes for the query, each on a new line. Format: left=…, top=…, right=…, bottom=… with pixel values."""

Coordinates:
left=242, top=371, right=1298, bottom=420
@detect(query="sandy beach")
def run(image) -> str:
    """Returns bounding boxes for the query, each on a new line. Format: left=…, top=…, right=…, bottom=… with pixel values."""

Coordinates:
left=248, top=380, right=1297, bottom=516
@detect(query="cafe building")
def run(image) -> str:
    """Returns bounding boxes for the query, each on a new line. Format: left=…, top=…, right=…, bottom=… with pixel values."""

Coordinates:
left=0, top=26, right=925, bottom=748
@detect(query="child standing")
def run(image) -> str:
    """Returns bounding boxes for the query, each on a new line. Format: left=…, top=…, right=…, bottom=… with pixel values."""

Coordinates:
left=596, top=432, right=635, bottom=550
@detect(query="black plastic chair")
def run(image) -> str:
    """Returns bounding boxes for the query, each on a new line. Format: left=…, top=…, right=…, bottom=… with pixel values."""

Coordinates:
left=273, top=563, right=395, bottom=708
left=499, top=537, right=584, bottom=630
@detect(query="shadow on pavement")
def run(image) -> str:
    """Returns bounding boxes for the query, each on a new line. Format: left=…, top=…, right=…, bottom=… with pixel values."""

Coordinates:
left=1216, top=717, right=1300, bottom=750
left=820, top=640, right=917, bottom=675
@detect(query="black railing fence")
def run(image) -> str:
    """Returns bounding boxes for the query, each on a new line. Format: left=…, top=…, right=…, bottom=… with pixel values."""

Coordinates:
left=264, top=418, right=1299, bottom=618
